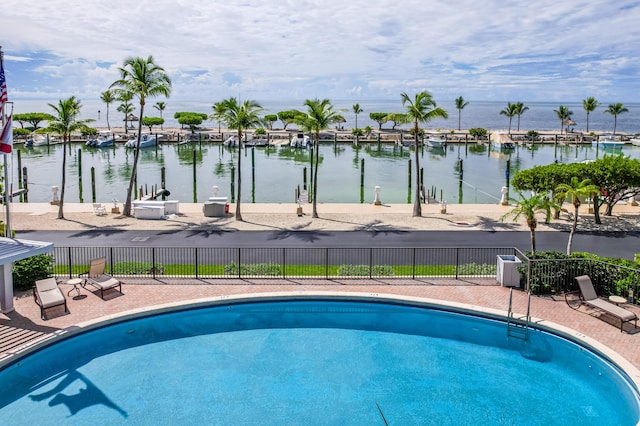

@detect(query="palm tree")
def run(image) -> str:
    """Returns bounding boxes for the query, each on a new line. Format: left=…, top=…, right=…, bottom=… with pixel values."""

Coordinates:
left=401, top=91, right=448, bottom=217
left=154, top=101, right=166, bottom=130
left=100, top=90, right=115, bottom=130
left=352, top=103, right=363, bottom=130
left=47, top=96, right=88, bottom=219
left=110, top=56, right=172, bottom=217
left=117, top=91, right=134, bottom=134
left=501, top=192, right=557, bottom=256
left=217, top=97, right=264, bottom=221
left=555, top=177, right=599, bottom=254
left=582, top=97, right=599, bottom=133
left=298, top=99, right=345, bottom=218
left=454, top=96, right=469, bottom=131
left=604, top=103, right=628, bottom=135
left=514, top=102, right=529, bottom=132
left=499, top=102, right=518, bottom=133
left=553, top=105, right=573, bottom=134
left=210, top=101, right=226, bottom=134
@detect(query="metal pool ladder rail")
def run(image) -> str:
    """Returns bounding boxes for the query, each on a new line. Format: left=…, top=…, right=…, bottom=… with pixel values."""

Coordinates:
left=507, top=288, right=531, bottom=341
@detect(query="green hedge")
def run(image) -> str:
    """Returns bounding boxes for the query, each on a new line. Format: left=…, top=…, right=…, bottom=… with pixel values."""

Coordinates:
left=13, top=254, right=54, bottom=291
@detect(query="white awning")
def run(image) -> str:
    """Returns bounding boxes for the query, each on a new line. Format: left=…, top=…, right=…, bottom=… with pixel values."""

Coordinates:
left=0, top=237, right=53, bottom=264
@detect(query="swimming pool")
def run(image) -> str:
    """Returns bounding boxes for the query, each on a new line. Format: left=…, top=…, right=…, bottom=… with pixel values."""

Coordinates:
left=1, top=294, right=639, bottom=425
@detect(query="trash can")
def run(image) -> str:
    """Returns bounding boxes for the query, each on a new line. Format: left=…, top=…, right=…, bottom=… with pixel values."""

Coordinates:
left=496, top=255, right=522, bottom=287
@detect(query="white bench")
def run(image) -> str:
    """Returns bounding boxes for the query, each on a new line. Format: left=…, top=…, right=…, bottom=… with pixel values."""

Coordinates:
left=134, top=205, right=165, bottom=220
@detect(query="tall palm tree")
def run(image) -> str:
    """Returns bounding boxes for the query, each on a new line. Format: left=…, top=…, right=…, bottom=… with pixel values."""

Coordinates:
left=298, top=99, right=344, bottom=218
left=555, top=177, right=599, bottom=254
left=401, top=91, right=448, bottom=217
left=110, top=56, right=172, bottom=217
left=352, top=103, right=363, bottom=130
left=217, top=97, right=264, bottom=221
left=499, top=102, right=518, bottom=133
left=582, top=97, right=599, bottom=133
left=100, top=90, right=115, bottom=130
left=514, top=102, right=529, bottom=131
left=454, top=96, right=469, bottom=131
left=210, top=101, right=226, bottom=134
left=604, top=103, right=628, bottom=135
left=501, top=192, right=557, bottom=256
left=154, top=101, right=167, bottom=130
left=47, top=96, right=88, bottom=219
left=117, top=91, right=134, bottom=134
left=553, top=105, right=573, bottom=134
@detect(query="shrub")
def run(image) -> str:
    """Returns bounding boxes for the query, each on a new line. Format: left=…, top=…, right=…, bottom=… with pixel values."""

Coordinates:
left=336, top=264, right=394, bottom=276
left=469, top=128, right=487, bottom=140
left=224, top=262, right=282, bottom=276
left=458, top=262, right=496, bottom=276
left=351, top=128, right=364, bottom=136
left=13, top=254, right=54, bottom=291
left=254, top=127, right=267, bottom=135
left=113, top=261, right=163, bottom=275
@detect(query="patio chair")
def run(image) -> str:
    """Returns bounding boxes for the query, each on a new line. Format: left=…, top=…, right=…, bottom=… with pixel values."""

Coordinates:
left=93, top=203, right=107, bottom=216
left=33, top=277, right=68, bottom=320
left=574, top=275, right=637, bottom=332
left=80, top=257, right=122, bottom=299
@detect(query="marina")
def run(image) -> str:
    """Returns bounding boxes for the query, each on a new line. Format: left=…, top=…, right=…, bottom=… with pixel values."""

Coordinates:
left=9, top=137, right=640, bottom=205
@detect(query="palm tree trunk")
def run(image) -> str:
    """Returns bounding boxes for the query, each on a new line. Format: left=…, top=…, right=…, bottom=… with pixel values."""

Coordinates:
left=586, top=112, right=590, bottom=133
left=567, top=205, right=579, bottom=254
left=530, top=227, right=536, bottom=255
left=57, top=136, right=67, bottom=219
left=123, top=104, right=146, bottom=216
left=312, top=134, right=320, bottom=218
left=412, top=123, right=422, bottom=217
left=458, top=112, right=461, bottom=131
left=236, top=130, right=243, bottom=221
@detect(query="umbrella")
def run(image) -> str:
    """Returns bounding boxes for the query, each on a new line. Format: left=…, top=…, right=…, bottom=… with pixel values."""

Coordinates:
left=562, top=119, right=576, bottom=126
left=125, top=114, right=139, bottom=122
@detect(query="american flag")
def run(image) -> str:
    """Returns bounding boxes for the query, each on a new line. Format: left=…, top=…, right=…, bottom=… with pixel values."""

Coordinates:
left=0, top=58, right=7, bottom=108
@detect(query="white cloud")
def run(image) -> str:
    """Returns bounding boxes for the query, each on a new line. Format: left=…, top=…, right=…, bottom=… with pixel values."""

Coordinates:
left=1, top=0, right=640, bottom=103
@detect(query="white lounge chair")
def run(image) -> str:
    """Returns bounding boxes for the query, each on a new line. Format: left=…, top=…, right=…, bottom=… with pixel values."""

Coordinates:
left=80, top=257, right=122, bottom=299
left=33, top=278, right=68, bottom=320
left=574, top=275, right=637, bottom=332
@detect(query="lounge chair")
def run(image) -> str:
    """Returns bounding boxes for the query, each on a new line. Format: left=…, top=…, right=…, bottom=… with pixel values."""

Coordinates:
left=80, top=257, right=122, bottom=299
left=33, top=278, right=68, bottom=320
left=574, top=275, right=637, bottom=332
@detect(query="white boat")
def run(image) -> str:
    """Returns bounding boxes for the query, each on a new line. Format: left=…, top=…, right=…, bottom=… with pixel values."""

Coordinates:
left=125, top=133, right=160, bottom=149
left=223, top=136, right=238, bottom=147
left=425, top=132, right=447, bottom=148
left=25, top=134, right=51, bottom=147
left=592, top=133, right=624, bottom=149
left=290, top=133, right=310, bottom=148
left=86, top=131, right=115, bottom=148
left=490, top=132, right=516, bottom=150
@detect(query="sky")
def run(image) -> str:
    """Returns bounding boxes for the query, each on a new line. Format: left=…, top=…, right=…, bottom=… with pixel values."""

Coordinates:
left=2, top=0, right=640, bottom=106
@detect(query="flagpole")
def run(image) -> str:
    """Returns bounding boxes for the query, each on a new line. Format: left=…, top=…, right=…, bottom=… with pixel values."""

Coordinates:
left=0, top=46, right=10, bottom=238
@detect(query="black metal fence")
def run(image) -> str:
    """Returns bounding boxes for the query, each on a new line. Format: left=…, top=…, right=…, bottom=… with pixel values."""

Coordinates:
left=518, top=253, right=640, bottom=304
left=52, top=246, right=517, bottom=281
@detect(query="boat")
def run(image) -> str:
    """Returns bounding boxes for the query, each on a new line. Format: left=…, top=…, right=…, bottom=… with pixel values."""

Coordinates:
left=25, top=134, right=51, bottom=147
left=490, top=132, right=516, bottom=150
left=86, top=131, right=115, bottom=148
left=425, top=132, right=447, bottom=148
left=245, top=138, right=270, bottom=147
left=592, top=133, right=624, bottom=149
left=223, top=136, right=238, bottom=147
left=125, top=133, right=161, bottom=149
left=290, top=133, right=310, bottom=148
left=631, top=137, right=640, bottom=146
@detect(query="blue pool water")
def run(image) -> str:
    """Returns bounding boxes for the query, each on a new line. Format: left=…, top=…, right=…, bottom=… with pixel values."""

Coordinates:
left=1, top=298, right=638, bottom=425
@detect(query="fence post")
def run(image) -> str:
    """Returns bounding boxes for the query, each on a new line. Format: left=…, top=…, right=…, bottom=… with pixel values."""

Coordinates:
left=282, top=248, right=286, bottom=279
left=238, top=248, right=242, bottom=279
left=195, top=248, right=199, bottom=279
left=412, top=248, right=416, bottom=279
left=152, top=248, right=156, bottom=280
left=325, top=248, right=329, bottom=280
left=455, top=247, right=460, bottom=279
left=369, top=248, right=373, bottom=279
left=68, top=247, right=73, bottom=279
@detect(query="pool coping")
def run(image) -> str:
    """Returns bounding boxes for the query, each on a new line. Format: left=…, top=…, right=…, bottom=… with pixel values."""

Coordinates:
left=2, top=290, right=640, bottom=400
